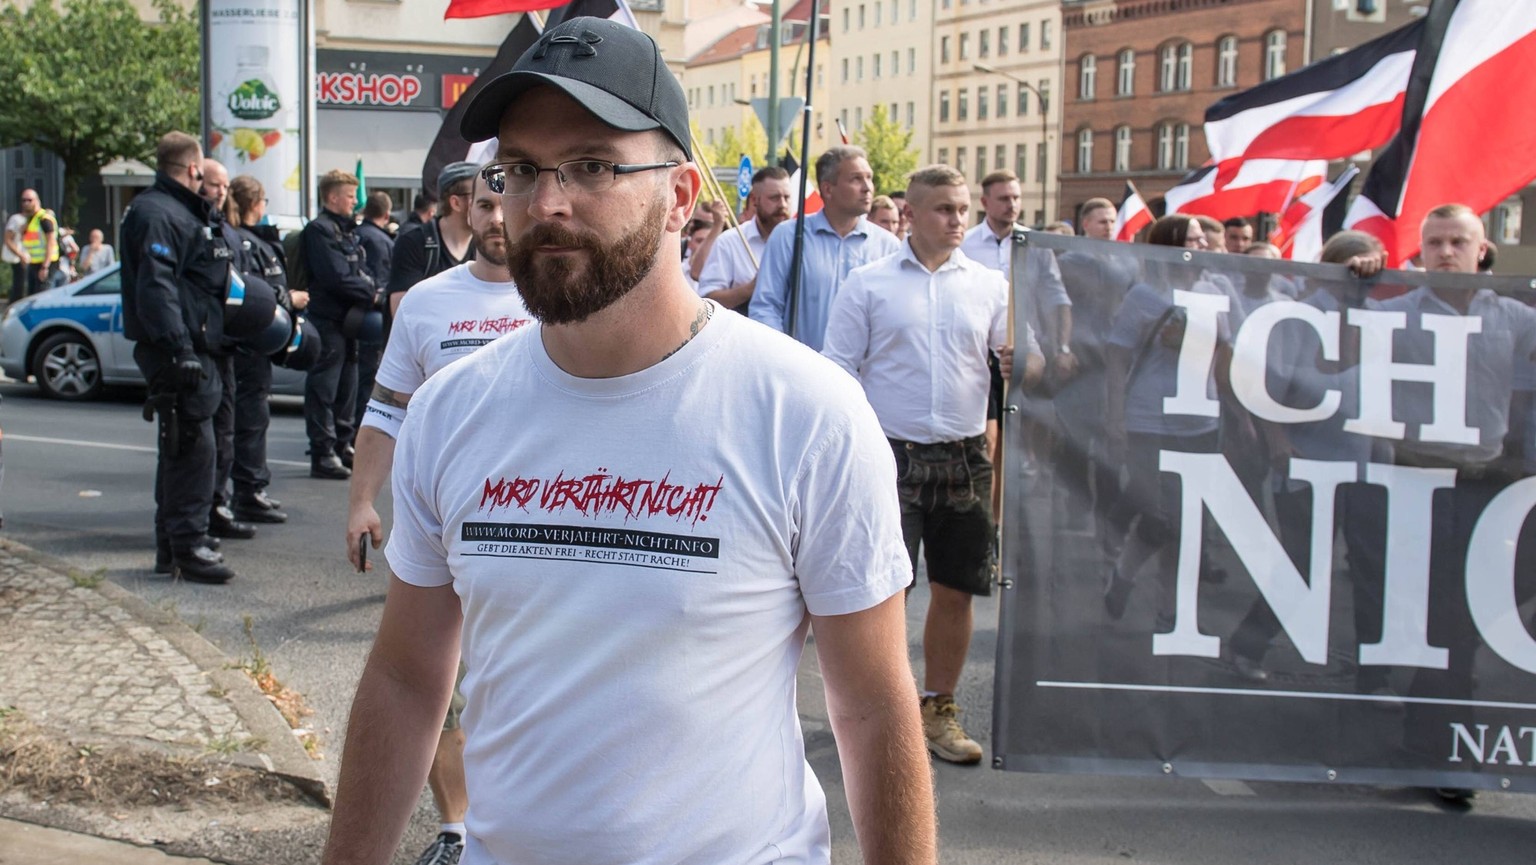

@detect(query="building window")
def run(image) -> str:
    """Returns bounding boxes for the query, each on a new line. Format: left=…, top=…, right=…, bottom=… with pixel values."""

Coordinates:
left=910, top=0, right=918, bottom=22
left=996, top=83, right=1008, bottom=118
left=841, top=108, right=849, bottom=129
left=857, top=56, right=864, bottom=80
left=960, top=32, right=970, bottom=61
left=1079, top=53, right=1097, bottom=100
left=1218, top=36, right=1238, bottom=87
left=1036, top=141, right=1048, bottom=189
left=1077, top=128, right=1094, bottom=173
left=855, top=106, right=863, bottom=129
left=939, top=147, right=950, bottom=166
left=1177, top=42, right=1193, bottom=90
left=842, top=8, right=850, bottom=32
left=841, top=58, right=849, bottom=83
left=1118, top=48, right=1135, bottom=96
left=941, top=36, right=951, bottom=64
left=1265, top=30, right=1288, bottom=80
left=999, top=26, right=1009, bottom=56
left=958, top=88, right=969, bottom=121
left=1159, top=44, right=1176, bottom=92
left=1114, top=125, right=1132, bottom=172
left=957, top=147, right=968, bottom=177
left=1017, top=86, right=1029, bottom=116
left=1157, top=123, right=1174, bottom=170
left=1041, top=19, right=1052, bottom=50
left=980, top=29, right=990, bottom=59
left=1174, top=123, right=1190, bottom=169
left=873, top=53, right=882, bottom=78
left=874, top=1, right=881, bottom=26
left=995, top=144, right=1006, bottom=176
left=939, top=90, right=951, bottom=122
left=1038, top=79, right=1050, bottom=114
left=858, top=3, right=865, bottom=28
left=906, top=101, right=915, bottom=127
left=1020, top=22, right=1030, bottom=52
left=1016, top=144, right=1028, bottom=181
left=908, top=48, right=916, bottom=74
left=976, top=149, right=986, bottom=182
left=975, top=86, right=987, bottom=120
left=708, top=85, right=715, bottom=106
left=891, top=51, right=899, bottom=79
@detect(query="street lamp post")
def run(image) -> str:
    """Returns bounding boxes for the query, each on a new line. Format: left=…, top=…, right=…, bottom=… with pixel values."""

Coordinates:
left=974, top=62, right=1050, bottom=225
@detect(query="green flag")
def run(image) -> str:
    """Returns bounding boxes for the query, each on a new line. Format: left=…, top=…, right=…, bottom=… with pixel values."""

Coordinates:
left=353, top=156, right=366, bottom=214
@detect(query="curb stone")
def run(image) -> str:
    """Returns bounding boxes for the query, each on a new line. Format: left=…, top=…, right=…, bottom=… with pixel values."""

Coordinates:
left=0, top=537, right=330, bottom=808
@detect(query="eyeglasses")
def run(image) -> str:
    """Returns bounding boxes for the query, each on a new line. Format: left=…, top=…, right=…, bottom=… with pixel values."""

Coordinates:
left=481, top=159, right=679, bottom=197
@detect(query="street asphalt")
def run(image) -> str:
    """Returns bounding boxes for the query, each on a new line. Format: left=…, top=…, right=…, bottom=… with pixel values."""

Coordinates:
left=4, top=378, right=1536, bottom=864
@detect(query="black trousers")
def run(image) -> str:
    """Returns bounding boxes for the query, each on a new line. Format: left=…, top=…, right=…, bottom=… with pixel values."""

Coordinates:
left=353, top=339, right=382, bottom=440
left=304, top=315, right=358, bottom=458
left=232, top=352, right=274, bottom=498
left=135, top=343, right=220, bottom=550
left=211, top=353, right=236, bottom=510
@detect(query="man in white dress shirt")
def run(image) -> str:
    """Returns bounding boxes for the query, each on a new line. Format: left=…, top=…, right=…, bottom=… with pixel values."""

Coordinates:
left=824, top=165, right=1044, bottom=765
left=696, top=166, right=794, bottom=313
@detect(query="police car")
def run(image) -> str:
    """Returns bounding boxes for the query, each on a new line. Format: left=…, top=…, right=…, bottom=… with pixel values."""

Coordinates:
left=0, top=263, right=306, bottom=401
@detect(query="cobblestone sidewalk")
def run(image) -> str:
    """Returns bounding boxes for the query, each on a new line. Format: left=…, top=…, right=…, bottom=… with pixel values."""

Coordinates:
left=0, top=538, right=325, bottom=797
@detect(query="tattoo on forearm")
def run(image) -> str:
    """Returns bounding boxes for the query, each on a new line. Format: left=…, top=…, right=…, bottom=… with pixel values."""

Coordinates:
left=372, top=384, right=411, bottom=408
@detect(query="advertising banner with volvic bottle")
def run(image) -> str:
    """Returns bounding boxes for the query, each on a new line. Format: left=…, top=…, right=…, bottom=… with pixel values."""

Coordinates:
left=202, top=0, right=309, bottom=220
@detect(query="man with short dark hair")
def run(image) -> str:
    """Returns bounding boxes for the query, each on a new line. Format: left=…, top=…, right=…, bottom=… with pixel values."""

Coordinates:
left=121, top=132, right=237, bottom=583
left=1223, top=216, right=1254, bottom=254
left=301, top=169, right=375, bottom=480
left=696, top=165, right=793, bottom=313
left=750, top=145, right=899, bottom=349
left=408, top=193, right=434, bottom=227
left=389, top=164, right=478, bottom=315
left=322, top=17, right=935, bottom=865
left=824, top=164, right=1042, bottom=767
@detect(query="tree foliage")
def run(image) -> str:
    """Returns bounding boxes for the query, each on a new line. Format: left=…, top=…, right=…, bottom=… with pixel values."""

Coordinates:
left=0, top=0, right=200, bottom=224
left=853, top=105, right=920, bottom=196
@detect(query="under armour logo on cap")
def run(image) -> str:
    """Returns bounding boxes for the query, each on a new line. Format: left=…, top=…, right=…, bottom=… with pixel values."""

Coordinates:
left=533, top=30, right=603, bottom=60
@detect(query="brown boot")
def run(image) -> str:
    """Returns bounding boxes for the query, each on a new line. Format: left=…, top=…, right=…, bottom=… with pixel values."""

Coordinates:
left=921, top=694, right=983, bottom=764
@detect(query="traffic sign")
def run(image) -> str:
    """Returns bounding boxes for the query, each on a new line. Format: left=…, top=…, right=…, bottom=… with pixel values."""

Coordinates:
left=751, top=97, right=805, bottom=147
left=736, top=156, right=754, bottom=200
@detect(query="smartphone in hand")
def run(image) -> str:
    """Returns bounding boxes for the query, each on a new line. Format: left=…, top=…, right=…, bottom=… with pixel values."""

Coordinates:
left=357, top=534, right=369, bottom=573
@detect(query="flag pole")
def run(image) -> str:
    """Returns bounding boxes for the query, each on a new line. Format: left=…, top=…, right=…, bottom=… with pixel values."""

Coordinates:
left=688, top=135, right=759, bottom=269
left=784, top=0, right=821, bottom=341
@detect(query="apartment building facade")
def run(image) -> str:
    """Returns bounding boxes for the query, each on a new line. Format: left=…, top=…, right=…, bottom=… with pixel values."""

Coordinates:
left=824, top=0, right=936, bottom=182
left=931, top=0, right=1064, bottom=225
left=1058, top=0, right=1306, bottom=223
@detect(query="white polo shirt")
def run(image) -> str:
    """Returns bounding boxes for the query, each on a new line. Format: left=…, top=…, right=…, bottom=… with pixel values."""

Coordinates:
left=696, top=218, right=766, bottom=300
left=822, top=243, right=1037, bottom=444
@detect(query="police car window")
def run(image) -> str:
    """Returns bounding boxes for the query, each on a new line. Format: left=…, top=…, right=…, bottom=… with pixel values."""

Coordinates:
left=73, top=270, right=121, bottom=296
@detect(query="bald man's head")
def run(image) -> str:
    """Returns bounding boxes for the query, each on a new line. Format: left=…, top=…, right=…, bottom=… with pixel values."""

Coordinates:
left=200, top=158, right=230, bottom=209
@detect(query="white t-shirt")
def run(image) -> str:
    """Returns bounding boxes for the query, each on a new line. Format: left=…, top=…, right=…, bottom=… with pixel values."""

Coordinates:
left=2, top=213, right=24, bottom=264
left=372, top=263, right=532, bottom=395
left=696, top=219, right=766, bottom=298
left=387, top=305, right=911, bottom=865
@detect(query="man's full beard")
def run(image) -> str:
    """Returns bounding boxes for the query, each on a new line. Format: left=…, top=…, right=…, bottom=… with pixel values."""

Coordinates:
left=505, top=197, right=668, bottom=325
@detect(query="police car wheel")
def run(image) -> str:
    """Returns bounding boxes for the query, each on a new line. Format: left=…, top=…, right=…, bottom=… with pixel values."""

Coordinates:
left=31, top=331, right=103, bottom=401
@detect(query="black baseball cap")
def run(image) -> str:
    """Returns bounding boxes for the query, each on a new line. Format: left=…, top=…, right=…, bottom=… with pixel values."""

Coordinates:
left=459, top=17, right=691, bottom=161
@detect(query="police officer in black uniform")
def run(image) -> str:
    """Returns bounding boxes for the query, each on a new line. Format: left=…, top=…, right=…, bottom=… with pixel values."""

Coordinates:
left=198, top=158, right=260, bottom=542
left=226, top=173, right=304, bottom=522
left=302, top=169, right=377, bottom=480
left=121, top=132, right=237, bottom=584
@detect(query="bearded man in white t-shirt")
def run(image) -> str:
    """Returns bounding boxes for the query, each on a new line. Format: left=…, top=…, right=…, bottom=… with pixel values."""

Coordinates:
left=321, top=17, right=935, bottom=865
left=344, top=168, right=529, bottom=865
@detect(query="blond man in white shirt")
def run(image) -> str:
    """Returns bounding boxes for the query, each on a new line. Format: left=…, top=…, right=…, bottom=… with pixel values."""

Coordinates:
left=824, top=165, right=1043, bottom=765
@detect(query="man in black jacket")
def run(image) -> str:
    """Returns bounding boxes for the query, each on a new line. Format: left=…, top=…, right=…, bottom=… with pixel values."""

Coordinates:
left=301, top=169, right=376, bottom=480
left=120, top=131, right=237, bottom=584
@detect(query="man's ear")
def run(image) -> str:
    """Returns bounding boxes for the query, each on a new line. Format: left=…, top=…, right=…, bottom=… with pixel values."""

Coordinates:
left=666, top=164, right=704, bottom=234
